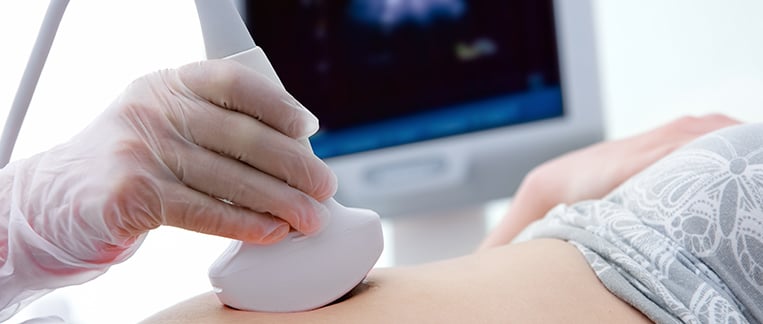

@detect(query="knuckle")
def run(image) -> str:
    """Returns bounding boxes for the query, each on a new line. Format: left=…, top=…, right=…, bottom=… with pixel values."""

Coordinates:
left=701, top=113, right=739, bottom=125
left=117, top=73, right=174, bottom=122
left=673, top=113, right=734, bottom=126
left=662, top=115, right=706, bottom=136
left=672, top=115, right=700, bottom=127
left=669, top=114, right=739, bottom=135
left=205, top=60, right=246, bottom=96
left=180, top=60, right=245, bottom=101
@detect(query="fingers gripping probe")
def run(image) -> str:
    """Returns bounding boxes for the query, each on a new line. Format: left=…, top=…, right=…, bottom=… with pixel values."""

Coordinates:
left=194, top=0, right=384, bottom=312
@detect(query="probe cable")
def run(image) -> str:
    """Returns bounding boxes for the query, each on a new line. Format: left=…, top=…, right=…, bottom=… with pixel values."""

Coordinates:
left=0, top=0, right=69, bottom=167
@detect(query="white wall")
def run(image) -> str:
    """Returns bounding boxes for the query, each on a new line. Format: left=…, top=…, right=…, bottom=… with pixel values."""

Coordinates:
left=595, top=0, right=763, bottom=138
left=1, top=0, right=762, bottom=323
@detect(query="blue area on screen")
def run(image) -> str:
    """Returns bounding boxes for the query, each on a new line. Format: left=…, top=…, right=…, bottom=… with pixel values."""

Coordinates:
left=311, top=87, right=562, bottom=158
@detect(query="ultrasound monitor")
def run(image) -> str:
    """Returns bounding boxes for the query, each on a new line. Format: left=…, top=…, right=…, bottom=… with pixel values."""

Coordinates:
left=238, top=0, right=603, bottom=216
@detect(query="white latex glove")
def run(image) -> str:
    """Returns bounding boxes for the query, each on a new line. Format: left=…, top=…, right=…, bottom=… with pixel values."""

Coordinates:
left=0, top=60, right=337, bottom=320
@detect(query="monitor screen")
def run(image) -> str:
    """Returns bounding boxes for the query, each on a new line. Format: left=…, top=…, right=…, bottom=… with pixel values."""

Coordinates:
left=242, top=0, right=563, bottom=158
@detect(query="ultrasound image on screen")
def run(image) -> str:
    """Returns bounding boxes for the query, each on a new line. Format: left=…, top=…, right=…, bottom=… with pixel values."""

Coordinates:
left=242, top=0, right=563, bottom=158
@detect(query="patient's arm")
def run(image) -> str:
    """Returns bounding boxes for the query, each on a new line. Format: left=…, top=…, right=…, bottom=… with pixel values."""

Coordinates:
left=142, top=239, right=650, bottom=323
left=480, top=114, right=739, bottom=248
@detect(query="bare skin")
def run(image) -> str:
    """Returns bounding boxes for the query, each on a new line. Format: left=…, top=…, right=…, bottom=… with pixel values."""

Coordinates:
left=142, top=239, right=650, bottom=324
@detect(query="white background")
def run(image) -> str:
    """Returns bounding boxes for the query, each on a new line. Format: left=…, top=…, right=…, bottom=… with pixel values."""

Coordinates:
left=1, top=1, right=762, bottom=323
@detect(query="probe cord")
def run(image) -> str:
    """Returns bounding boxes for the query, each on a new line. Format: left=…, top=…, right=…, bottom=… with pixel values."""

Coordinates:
left=0, top=0, right=69, bottom=167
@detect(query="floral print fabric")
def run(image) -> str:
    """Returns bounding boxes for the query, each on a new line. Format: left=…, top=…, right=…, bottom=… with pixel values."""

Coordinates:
left=519, top=123, right=763, bottom=323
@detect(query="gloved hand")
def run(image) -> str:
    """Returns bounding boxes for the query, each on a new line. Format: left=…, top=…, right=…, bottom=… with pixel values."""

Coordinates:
left=0, top=60, right=337, bottom=320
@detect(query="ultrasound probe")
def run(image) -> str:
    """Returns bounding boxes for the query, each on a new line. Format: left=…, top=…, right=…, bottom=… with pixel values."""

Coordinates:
left=195, top=0, right=384, bottom=312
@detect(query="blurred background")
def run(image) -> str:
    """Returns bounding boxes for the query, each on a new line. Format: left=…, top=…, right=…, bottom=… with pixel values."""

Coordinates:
left=1, top=1, right=762, bottom=323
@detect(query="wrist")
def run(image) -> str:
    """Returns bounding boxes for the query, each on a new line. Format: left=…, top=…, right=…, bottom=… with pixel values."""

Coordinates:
left=6, top=153, right=142, bottom=265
